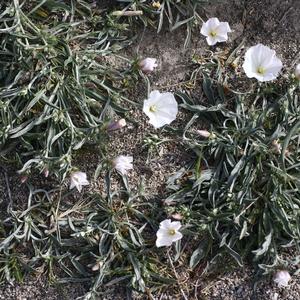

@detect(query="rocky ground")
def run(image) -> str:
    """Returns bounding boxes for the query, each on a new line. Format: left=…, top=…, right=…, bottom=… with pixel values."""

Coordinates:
left=0, top=0, right=299, bottom=299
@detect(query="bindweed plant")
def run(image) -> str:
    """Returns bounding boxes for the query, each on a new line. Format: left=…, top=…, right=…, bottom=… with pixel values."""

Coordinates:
left=0, top=170, right=175, bottom=298
left=0, top=0, right=132, bottom=180
left=168, top=74, right=300, bottom=273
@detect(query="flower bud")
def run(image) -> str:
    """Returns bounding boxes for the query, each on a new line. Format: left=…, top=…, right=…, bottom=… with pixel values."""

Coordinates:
left=171, top=213, right=183, bottom=220
left=197, top=130, right=215, bottom=138
left=43, top=168, right=49, bottom=178
left=197, top=130, right=210, bottom=138
left=295, top=64, right=300, bottom=80
left=107, top=119, right=126, bottom=132
left=139, top=58, right=158, bottom=74
left=20, top=175, right=28, bottom=184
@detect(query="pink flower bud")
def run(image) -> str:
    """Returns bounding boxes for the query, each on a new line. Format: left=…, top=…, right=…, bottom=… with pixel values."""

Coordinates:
left=197, top=130, right=212, bottom=138
left=21, top=175, right=28, bottom=184
left=107, top=119, right=126, bottom=132
left=295, top=64, right=300, bottom=80
left=171, top=213, right=183, bottom=220
left=139, top=58, right=158, bottom=74
left=43, top=168, right=49, bottom=178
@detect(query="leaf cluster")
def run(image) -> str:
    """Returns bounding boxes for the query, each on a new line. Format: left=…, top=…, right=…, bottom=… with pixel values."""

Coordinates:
left=171, top=76, right=300, bottom=272
left=0, top=173, right=175, bottom=298
left=0, top=0, right=131, bottom=179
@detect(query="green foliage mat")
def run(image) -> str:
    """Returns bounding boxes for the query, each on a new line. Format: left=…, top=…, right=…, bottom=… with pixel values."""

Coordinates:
left=1, top=0, right=300, bottom=299
left=0, top=1, right=130, bottom=179
left=170, top=75, right=300, bottom=273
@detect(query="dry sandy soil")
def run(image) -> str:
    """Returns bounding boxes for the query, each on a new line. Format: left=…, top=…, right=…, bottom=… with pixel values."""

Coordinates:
left=0, top=0, right=299, bottom=299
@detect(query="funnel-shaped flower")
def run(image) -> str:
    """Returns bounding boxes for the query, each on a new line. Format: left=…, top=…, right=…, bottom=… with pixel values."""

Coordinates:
left=243, top=44, right=283, bottom=82
left=273, top=270, right=291, bottom=287
left=200, top=17, right=231, bottom=46
left=143, top=90, right=178, bottom=128
left=156, top=219, right=183, bottom=247
left=113, top=155, right=133, bottom=175
left=139, top=58, right=158, bottom=74
left=70, top=171, right=89, bottom=192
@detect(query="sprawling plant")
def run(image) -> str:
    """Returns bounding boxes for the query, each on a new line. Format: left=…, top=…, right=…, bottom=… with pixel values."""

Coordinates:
left=0, top=0, right=130, bottom=179
left=169, top=77, right=300, bottom=271
left=0, top=171, right=174, bottom=297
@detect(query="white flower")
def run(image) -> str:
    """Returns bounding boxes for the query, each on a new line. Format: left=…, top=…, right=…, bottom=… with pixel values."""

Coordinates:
left=295, top=64, right=300, bottom=80
left=200, top=17, right=231, bottom=46
left=273, top=270, right=291, bottom=287
left=70, top=171, right=89, bottom=192
left=156, top=219, right=183, bottom=247
left=113, top=155, right=133, bottom=175
left=143, top=90, right=178, bottom=129
left=242, top=44, right=283, bottom=82
left=139, top=58, right=158, bottom=74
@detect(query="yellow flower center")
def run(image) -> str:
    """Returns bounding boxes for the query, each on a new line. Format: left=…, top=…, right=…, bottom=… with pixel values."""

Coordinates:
left=152, top=1, right=161, bottom=9
left=168, top=229, right=176, bottom=236
left=210, top=31, right=217, bottom=37
left=149, top=105, right=157, bottom=112
left=257, top=66, right=266, bottom=75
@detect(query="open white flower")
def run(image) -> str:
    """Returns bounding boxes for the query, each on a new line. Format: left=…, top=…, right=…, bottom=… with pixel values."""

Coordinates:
left=295, top=64, right=300, bottom=80
left=243, top=44, right=283, bottom=82
left=143, top=90, right=178, bottom=129
left=113, top=155, right=133, bottom=175
left=273, top=270, right=291, bottom=287
left=156, top=219, right=183, bottom=247
left=70, top=171, right=89, bottom=192
left=139, top=58, right=158, bottom=74
left=200, top=17, right=231, bottom=46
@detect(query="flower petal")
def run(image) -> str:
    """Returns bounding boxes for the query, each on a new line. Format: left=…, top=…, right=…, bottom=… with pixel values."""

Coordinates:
left=205, top=18, right=220, bottom=31
left=220, top=21, right=231, bottom=33
left=215, top=22, right=231, bottom=40
left=159, top=219, right=172, bottom=229
left=156, top=236, right=173, bottom=247
left=148, top=112, right=170, bottom=128
left=148, top=90, right=161, bottom=102
left=69, top=181, right=76, bottom=190
left=172, top=231, right=183, bottom=242
left=171, top=221, right=182, bottom=231
left=206, top=35, right=218, bottom=46
left=200, top=18, right=221, bottom=37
